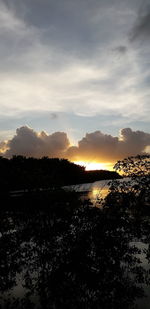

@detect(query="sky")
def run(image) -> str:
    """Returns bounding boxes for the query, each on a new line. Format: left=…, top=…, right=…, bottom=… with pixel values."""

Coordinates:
left=0, top=0, right=150, bottom=168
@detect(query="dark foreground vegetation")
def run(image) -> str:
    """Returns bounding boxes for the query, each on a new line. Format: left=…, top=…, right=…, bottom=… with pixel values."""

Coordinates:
left=0, top=155, right=149, bottom=309
left=0, top=156, right=121, bottom=192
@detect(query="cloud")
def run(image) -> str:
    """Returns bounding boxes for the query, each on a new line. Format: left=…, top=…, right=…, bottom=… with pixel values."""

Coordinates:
left=0, top=0, right=149, bottom=126
left=0, top=0, right=149, bottom=136
left=66, top=128, right=150, bottom=162
left=3, top=126, right=70, bottom=158
left=0, top=141, right=8, bottom=154
left=50, top=113, right=58, bottom=120
left=130, top=9, right=150, bottom=42
left=0, top=126, right=150, bottom=164
left=114, top=46, right=127, bottom=54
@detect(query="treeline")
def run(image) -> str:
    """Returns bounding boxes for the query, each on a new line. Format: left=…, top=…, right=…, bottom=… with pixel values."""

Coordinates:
left=84, top=169, right=121, bottom=183
left=0, top=155, right=121, bottom=191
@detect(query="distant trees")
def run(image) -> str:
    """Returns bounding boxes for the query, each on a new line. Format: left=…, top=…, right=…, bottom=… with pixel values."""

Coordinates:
left=0, top=155, right=120, bottom=192
left=84, top=169, right=121, bottom=183
left=0, top=156, right=85, bottom=191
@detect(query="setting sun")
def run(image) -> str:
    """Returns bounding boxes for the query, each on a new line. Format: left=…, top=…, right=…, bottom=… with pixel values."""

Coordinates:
left=74, top=161, right=114, bottom=171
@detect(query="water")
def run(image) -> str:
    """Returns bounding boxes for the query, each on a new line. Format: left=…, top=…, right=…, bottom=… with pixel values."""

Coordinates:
left=64, top=177, right=131, bottom=204
left=64, top=179, right=111, bottom=204
left=0, top=181, right=149, bottom=309
left=1, top=211, right=149, bottom=309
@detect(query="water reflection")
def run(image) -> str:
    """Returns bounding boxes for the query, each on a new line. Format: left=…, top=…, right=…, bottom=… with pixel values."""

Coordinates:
left=67, top=178, right=132, bottom=206
left=88, top=187, right=109, bottom=206
left=0, top=195, right=150, bottom=309
left=66, top=179, right=110, bottom=206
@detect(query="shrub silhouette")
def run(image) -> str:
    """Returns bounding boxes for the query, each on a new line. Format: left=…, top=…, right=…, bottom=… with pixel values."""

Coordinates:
left=0, top=190, right=150, bottom=308
left=0, top=155, right=149, bottom=308
left=105, top=155, right=150, bottom=214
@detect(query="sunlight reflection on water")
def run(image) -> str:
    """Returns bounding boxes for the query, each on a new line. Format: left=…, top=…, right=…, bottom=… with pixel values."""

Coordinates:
left=64, top=177, right=132, bottom=206
left=64, top=179, right=111, bottom=206
left=88, top=187, right=109, bottom=207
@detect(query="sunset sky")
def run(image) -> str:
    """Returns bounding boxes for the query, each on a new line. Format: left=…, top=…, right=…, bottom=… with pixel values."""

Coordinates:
left=0, top=0, right=150, bottom=169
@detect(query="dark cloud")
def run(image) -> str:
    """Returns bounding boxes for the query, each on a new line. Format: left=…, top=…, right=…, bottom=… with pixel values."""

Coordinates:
left=66, top=128, right=150, bottom=162
left=115, top=46, right=127, bottom=54
left=3, top=126, right=70, bottom=158
left=1, top=0, right=133, bottom=61
left=0, top=126, right=149, bottom=164
left=130, top=9, right=150, bottom=42
left=50, top=113, right=58, bottom=120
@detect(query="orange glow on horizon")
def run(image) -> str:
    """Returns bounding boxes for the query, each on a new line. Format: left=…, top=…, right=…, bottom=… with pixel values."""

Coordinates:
left=73, top=161, right=114, bottom=171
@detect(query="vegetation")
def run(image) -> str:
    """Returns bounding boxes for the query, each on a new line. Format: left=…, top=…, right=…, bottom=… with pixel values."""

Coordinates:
left=114, top=154, right=150, bottom=177
left=0, top=190, right=150, bottom=309
left=105, top=154, right=150, bottom=214
left=0, top=154, right=149, bottom=308
left=0, top=155, right=121, bottom=192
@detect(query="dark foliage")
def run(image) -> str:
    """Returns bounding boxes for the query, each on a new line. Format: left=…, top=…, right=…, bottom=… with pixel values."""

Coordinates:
left=105, top=155, right=150, bottom=214
left=114, top=155, right=150, bottom=177
left=0, top=154, right=149, bottom=308
left=0, top=155, right=121, bottom=192
left=0, top=191, right=149, bottom=309
left=84, top=169, right=121, bottom=183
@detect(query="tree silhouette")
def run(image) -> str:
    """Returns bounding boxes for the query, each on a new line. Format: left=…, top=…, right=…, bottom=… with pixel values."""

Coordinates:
left=0, top=192, right=149, bottom=309
left=0, top=155, right=150, bottom=308
left=0, top=155, right=120, bottom=194
left=105, top=155, right=150, bottom=214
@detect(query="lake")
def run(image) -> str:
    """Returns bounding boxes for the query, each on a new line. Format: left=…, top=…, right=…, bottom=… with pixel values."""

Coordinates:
left=65, top=177, right=131, bottom=205
left=0, top=180, right=149, bottom=309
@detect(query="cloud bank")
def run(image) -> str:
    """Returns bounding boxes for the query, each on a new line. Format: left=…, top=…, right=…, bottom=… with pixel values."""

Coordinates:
left=3, top=126, right=70, bottom=158
left=0, top=126, right=150, bottom=164
left=0, top=0, right=149, bottom=132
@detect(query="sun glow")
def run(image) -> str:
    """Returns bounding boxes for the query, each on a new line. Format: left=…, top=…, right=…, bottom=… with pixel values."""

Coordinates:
left=74, top=161, right=114, bottom=171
